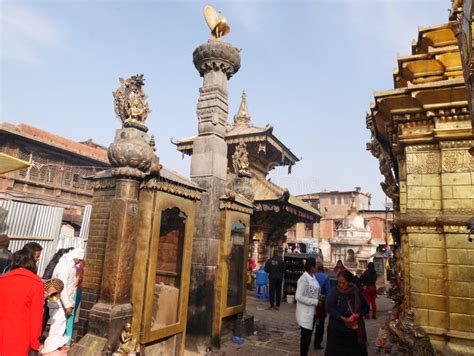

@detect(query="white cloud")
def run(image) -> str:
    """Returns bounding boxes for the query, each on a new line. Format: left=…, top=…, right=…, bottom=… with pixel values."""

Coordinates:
left=0, top=3, right=61, bottom=65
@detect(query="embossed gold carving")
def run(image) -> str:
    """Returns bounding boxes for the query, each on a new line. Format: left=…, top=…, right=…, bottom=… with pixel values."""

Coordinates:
left=232, top=140, right=251, bottom=177
left=442, top=149, right=472, bottom=172
left=406, top=152, right=440, bottom=174
left=141, top=179, right=202, bottom=200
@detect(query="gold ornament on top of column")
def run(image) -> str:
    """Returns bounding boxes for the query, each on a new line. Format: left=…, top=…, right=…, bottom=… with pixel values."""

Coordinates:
left=204, top=5, right=230, bottom=40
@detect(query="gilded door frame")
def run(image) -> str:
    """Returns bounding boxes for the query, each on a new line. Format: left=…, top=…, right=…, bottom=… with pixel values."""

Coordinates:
left=131, top=189, right=196, bottom=355
left=212, top=209, right=250, bottom=342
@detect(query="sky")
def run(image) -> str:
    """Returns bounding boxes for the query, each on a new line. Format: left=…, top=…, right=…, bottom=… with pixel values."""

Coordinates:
left=1, top=0, right=450, bottom=209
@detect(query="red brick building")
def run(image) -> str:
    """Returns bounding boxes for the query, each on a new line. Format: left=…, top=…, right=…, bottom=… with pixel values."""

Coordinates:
left=0, top=122, right=109, bottom=227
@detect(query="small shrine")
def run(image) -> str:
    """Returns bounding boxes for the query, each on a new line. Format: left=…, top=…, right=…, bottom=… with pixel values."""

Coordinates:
left=72, top=74, right=203, bottom=356
left=329, top=199, right=376, bottom=268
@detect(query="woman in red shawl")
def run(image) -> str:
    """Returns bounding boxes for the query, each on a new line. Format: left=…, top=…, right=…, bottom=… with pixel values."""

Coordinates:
left=333, top=259, right=347, bottom=273
left=0, top=249, right=44, bottom=356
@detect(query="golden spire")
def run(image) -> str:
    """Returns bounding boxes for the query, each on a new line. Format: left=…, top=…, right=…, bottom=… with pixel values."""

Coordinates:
left=234, top=90, right=251, bottom=125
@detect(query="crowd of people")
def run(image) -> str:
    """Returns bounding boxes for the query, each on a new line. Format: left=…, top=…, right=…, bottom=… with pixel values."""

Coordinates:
left=261, top=250, right=379, bottom=356
left=0, top=234, right=84, bottom=356
left=295, top=258, right=378, bottom=356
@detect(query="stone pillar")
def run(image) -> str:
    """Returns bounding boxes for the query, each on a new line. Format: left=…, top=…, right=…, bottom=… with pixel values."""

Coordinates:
left=77, top=182, right=115, bottom=338
left=73, top=76, right=156, bottom=355
left=86, top=179, right=139, bottom=341
left=187, top=40, right=240, bottom=340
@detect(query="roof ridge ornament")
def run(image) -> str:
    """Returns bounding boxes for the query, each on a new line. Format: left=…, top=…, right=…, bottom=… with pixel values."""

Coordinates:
left=234, top=90, right=251, bottom=125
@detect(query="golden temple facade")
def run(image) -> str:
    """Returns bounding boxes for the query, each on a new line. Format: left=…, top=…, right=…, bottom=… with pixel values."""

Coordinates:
left=366, top=4, right=474, bottom=354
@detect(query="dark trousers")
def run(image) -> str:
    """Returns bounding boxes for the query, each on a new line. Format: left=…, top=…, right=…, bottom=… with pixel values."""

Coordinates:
left=269, top=278, right=282, bottom=307
left=300, top=326, right=313, bottom=356
left=313, top=315, right=326, bottom=347
left=41, top=304, right=50, bottom=334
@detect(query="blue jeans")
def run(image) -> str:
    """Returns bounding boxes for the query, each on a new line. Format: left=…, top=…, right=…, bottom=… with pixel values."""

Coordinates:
left=65, top=288, right=82, bottom=345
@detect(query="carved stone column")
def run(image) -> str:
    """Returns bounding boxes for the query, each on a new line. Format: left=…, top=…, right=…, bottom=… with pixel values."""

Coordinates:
left=187, top=39, right=240, bottom=341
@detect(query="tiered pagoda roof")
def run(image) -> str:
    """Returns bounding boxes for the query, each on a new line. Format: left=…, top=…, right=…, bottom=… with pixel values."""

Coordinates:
left=366, top=21, right=473, bottom=210
left=175, top=91, right=320, bottom=225
left=175, top=91, right=299, bottom=177
left=369, top=22, right=471, bottom=148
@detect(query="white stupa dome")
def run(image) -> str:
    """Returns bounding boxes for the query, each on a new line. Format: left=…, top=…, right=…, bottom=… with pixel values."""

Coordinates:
left=343, top=213, right=365, bottom=229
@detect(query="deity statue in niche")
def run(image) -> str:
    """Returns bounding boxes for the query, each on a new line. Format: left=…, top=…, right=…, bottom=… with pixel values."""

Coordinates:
left=232, top=140, right=251, bottom=177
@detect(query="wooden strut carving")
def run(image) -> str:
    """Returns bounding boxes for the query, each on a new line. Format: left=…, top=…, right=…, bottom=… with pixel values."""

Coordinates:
left=366, top=135, right=400, bottom=209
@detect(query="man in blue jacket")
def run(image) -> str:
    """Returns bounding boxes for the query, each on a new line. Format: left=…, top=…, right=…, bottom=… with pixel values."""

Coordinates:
left=313, top=261, right=331, bottom=349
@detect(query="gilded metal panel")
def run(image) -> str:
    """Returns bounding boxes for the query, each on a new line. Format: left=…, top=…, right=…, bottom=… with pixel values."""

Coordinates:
left=213, top=209, right=250, bottom=342
left=131, top=190, right=196, bottom=356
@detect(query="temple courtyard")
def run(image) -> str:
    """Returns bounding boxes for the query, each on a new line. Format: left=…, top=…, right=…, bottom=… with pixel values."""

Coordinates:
left=202, top=292, right=393, bottom=356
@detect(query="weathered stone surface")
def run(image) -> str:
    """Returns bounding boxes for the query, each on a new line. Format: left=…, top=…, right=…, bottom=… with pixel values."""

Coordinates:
left=69, top=334, right=108, bottom=356
left=193, top=40, right=241, bottom=79
left=144, top=335, right=178, bottom=355
left=77, top=288, right=99, bottom=337
left=108, top=128, right=155, bottom=179
left=187, top=264, right=217, bottom=336
left=152, top=284, right=179, bottom=329
left=187, top=36, right=241, bottom=347
left=191, top=137, right=228, bottom=179
left=88, top=302, right=133, bottom=347
left=99, top=180, right=139, bottom=304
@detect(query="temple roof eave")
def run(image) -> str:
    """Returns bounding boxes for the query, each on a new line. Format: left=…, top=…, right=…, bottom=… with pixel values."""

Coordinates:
left=372, top=79, right=468, bottom=122
left=250, top=175, right=321, bottom=222
left=174, top=125, right=300, bottom=166
left=85, top=165, right=204, bottom=195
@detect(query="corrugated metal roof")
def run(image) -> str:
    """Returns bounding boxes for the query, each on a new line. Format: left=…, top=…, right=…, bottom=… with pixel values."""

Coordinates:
left=0, top=200, right=64, bottom=275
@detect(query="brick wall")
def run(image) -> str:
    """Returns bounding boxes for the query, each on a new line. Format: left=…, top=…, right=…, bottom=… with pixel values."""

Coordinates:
left=77, top=182, right=115, bottom=337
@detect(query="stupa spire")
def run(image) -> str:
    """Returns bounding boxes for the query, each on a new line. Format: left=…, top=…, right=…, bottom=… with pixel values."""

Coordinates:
left=234, top=90, right=251, bottom=125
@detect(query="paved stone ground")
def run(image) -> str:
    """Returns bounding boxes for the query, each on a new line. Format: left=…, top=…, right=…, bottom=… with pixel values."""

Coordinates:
left=211, top=292, right=393, bottom=356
